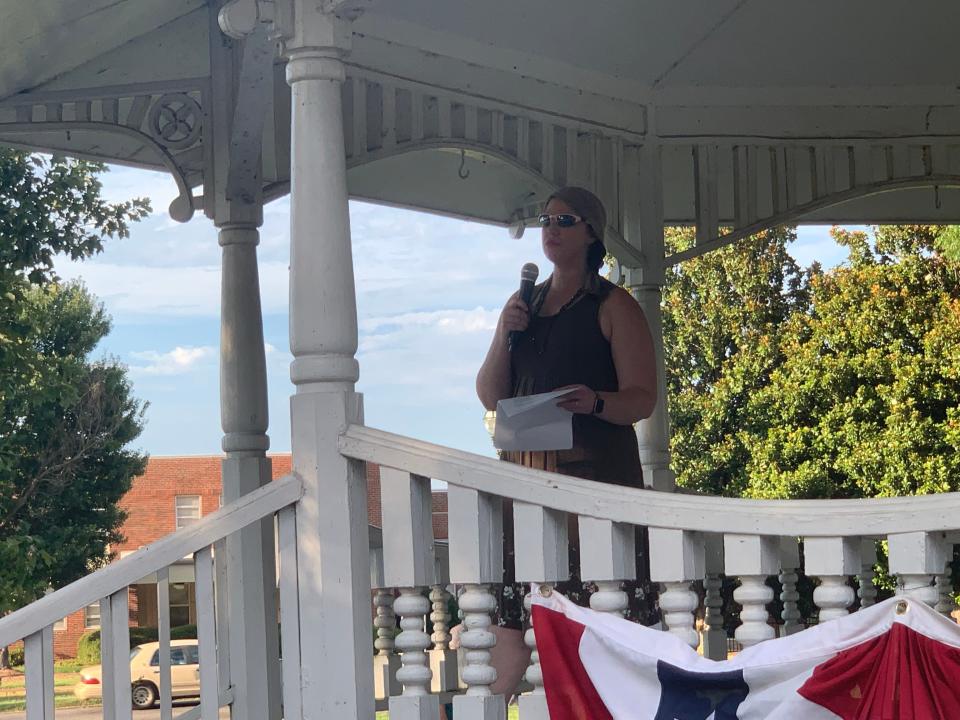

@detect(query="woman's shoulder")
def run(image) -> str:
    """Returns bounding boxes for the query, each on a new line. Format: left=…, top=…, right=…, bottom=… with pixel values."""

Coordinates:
left=591, top=276, right=635, bottom=306
left=597, top=280, right=646, bottom=326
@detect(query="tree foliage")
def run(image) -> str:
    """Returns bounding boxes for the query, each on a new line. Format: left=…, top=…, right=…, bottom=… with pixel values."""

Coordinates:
left=663, top=226, right=815, bottom=496
left=664, top=224, right=960, bottom=501
left=0, top=150, right=149, bottom=614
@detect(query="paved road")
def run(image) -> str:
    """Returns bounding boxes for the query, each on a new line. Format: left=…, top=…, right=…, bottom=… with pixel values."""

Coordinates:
left=1, top=703, right=229, bottom=720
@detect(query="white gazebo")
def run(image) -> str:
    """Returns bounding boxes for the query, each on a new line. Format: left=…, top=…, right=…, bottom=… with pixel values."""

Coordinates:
left=2, top=2, right=960, bottom=719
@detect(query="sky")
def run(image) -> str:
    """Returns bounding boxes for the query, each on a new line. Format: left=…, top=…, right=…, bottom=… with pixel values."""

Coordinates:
left=56, top=165, right=849, bottom=460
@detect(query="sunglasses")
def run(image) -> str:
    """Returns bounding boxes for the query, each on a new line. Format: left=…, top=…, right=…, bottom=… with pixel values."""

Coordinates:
left=538, top=213, right=584, bottom=228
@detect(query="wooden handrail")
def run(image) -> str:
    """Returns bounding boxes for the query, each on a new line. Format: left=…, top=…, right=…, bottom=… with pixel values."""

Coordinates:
left=339, top=425, right=960, bottom=538
left=0, top=473, right=303, bottom=649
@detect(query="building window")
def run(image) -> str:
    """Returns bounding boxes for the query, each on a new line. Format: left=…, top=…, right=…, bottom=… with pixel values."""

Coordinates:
left=169, top=583, right=193, bottom=627
left=175, top=495, right=201, bottom=530
left=84, top=604, right=101, bottom=629
left=53, top=617, right=67, bottom=632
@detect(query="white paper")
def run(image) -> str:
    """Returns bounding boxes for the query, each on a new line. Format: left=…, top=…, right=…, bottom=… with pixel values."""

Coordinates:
left=493, top=389, right=575, bottom=451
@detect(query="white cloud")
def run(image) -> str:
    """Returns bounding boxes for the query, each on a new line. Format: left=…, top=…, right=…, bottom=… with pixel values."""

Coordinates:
left=129, top=346, right=215, bottom=375
left=361, top=307, right=498, bottom=336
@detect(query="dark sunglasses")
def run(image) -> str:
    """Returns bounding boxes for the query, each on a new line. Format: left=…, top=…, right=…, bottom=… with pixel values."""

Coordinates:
left=538, top=213, right=583, bottom=228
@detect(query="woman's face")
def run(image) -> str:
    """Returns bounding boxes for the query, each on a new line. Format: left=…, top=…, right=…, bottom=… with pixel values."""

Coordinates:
left=541, top=198, right=592, bottom=269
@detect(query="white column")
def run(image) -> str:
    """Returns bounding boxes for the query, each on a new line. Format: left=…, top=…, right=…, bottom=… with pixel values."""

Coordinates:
left=579, top=517, right=635, bottom=616
left=701, top=535, right=727, bottom=660
left=857, top=539, right=878, bottom=609
left=648, top=529, right=704, bottom=648
left=889, top=532, right=948, bottom=607
left=280, top=6, right=374, bottom=717
left=627, top=143, right=675, bottom=491
left=513, top=503, right=568, bottom=720
left=381, top=469, right=439, bottom=720
left=778, top=537, right=802, bottom=635
left=218, top=218, right=282, bottom=720
left=805, top=537, right=860, bottom=623
left=724, top=535, right=778, bottom=647
left=448, top=486, right=505, bottom=720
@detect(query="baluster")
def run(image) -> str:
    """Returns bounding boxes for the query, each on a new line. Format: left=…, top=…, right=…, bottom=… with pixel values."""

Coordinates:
left=381, top=468, right=439, bottom=719
left=394, top=588, right=434, bottom=703
left=24, top=625, right=54, bottom=720
left=857, top=539, right=878, bottom=609
left=779, top=537, right=802, bottom=635
left=277, top=506, right=303, bottom=720
left=513, top=502, right=568, bottom=720
left=935, top=562, right=955, bottom=617
left=156, top=568, right=173, bottom=720
left=100, top=590, right=132, bottom=720
left=725, top=535, right=778, bottom=647
left=580, top=517, right=634, bottom=617
left=448, top=486, right=505, bottom=720
left=889, top=532, right=947, bottom=607
left=373, top=587, right=401, bottom=699
left=371, top=541, right=402, bottom=702
left=429, top=583, right=458, bottom=693
left=805, top=537, right=859, bottom=623
left=194, top=546, right=219, bottom=720
left=430, top=586, right=451, bottom=650
left=649, top=528, right=704, bottom=647
left=702, top=535, right=727, bottom=660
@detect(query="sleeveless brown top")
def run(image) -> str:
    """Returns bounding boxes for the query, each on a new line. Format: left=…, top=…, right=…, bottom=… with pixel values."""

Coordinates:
left=504, top=274, right=643, bottom=488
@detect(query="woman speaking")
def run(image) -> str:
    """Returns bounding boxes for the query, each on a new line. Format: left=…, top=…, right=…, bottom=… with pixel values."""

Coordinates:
left=477, top=185, right=657, bottom=485
left=465, top=187, right=659, bottom=708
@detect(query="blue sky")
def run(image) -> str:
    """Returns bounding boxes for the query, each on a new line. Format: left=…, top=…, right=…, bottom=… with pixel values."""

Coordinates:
left=57, top=165, right=848, bottom=460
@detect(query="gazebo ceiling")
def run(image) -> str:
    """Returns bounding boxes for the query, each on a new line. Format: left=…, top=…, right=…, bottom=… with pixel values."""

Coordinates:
left=2, top=0, right=959, bottom=232
left=359, top=0, right=959, bottom=92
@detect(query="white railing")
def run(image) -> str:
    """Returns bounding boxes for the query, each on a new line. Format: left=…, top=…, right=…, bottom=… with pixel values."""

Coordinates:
left=0, top=474, right=302, bottom=720
left=341, top=424, right=960, bottom=720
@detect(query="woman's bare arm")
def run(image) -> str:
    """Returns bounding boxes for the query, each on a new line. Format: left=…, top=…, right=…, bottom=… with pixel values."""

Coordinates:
left=476, top=292, right=529, bottom=410
left=556, top=287, right=657, bottom=424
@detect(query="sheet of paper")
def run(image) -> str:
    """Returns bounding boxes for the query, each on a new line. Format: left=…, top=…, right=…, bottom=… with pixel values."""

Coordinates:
left=493, top=389, right=575, bottom=451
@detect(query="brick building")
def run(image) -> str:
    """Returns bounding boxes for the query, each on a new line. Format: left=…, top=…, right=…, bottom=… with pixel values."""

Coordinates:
left=51, top=455, right=448, bottom=658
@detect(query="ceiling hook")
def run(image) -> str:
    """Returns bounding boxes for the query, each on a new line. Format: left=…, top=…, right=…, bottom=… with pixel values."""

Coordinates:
left=458, top=149, right=470, bottom=180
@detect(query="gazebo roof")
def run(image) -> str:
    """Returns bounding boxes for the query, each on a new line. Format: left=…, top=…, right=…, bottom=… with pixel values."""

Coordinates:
left=3, top=1, right=959, bottom=234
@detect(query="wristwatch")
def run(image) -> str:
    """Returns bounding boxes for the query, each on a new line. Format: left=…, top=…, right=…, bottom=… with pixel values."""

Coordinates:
left=592, top=393, right=605, bottom=415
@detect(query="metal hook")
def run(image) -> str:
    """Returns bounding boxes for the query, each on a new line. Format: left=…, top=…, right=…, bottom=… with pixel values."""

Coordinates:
left=458, top=149, right=470, bottom=180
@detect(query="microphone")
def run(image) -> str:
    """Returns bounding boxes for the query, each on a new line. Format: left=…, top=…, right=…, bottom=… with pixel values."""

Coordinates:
left=509, top=262, right=539, bottom=352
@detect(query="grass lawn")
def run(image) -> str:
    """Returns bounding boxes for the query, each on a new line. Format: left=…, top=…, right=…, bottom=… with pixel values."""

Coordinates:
left=0, top=668, right=104, bottom=713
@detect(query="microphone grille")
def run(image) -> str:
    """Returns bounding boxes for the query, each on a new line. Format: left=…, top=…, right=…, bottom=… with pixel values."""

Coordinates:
left=521, top=262, right=539, bottom=282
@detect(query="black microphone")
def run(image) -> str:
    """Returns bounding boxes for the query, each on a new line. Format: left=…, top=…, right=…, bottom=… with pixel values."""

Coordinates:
left=509, top=262, right=539, bottom=352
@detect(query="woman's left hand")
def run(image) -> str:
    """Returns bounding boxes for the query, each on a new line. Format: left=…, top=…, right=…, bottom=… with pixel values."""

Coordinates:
left=555, top=384, right=598, bottom=415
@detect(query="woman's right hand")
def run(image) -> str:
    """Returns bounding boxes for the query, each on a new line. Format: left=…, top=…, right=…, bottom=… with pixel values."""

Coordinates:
left=498, top=292, right=530, bottom=340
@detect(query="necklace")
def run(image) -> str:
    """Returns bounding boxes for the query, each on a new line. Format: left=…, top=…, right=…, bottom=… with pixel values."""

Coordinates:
left=530, top=279, right=587, bottom=356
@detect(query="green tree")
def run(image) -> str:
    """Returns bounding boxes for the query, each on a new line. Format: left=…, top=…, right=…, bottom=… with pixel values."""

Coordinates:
left=743, top=226, right=960, bottom=500
left=663, top=226, right=815, bottom=495
left=0, top=150, right=149, bottom=649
